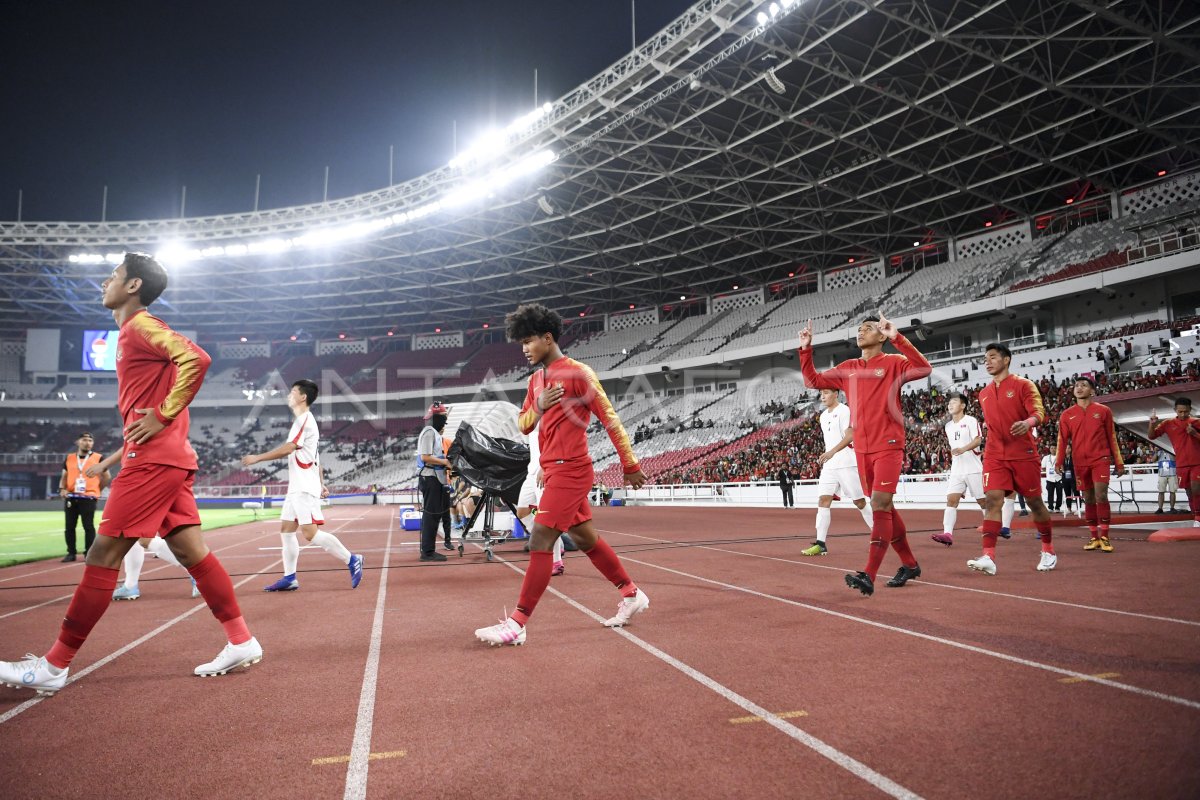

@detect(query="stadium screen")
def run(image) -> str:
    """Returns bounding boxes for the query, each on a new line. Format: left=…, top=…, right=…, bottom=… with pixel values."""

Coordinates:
left=81, top=330, right=120, bottom=371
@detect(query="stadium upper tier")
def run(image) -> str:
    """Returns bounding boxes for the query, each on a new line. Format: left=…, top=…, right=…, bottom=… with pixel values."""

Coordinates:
left=2, top=0, right=1198, bottom=340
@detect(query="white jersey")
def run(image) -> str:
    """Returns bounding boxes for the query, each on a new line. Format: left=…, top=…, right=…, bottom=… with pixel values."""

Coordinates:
left=286, top=410, right=322, bottom=496
left=945, top=414, right=982, bottom=475
left=819, top=403, right=856, bottom=470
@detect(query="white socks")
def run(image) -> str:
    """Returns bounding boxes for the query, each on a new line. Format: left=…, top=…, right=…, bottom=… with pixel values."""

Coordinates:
left=815, top=507, right=831, bottom=543
left=943, top=507, right=957, bottom=535
left=280, top=532, right=300, bottom=575
left=553, top=533, right=564, bottom=563
left=146, top=536, right=183, bottom=568
left=312, top=531, right=352, bottom=565
left=122, top=544, right=145, bottom=589
left=1002, top=497, right=1016, bottom=529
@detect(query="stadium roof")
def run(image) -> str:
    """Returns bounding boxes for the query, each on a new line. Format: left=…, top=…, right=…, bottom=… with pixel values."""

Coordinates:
left=1, top=0, right=1198, bottom=340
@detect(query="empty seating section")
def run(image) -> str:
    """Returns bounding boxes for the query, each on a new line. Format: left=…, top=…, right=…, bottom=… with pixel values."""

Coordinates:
left=354, top=347, right=476, bottom=392
left=437, top=341, right=528, bottom=388
left=1005, top=198, right=1200, bottom=290
left=886, top=243, right=1038, bottom=314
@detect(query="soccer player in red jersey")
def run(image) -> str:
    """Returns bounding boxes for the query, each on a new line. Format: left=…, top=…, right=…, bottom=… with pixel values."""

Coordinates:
left=0, top=253, right=261, bottom=696
left=798, top=313, right=932, bottom=596
left=475, top=304, right=648, bottom=645
left=1148, top=397, right=1200, bottom=528
left=1056, top=377, right=1125, bottom=552
left=971, top=343, right=1057, bottom=575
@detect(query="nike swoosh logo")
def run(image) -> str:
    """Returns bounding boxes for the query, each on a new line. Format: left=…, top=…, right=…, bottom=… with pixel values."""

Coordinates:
left=880, top=481, right=893, bottom=486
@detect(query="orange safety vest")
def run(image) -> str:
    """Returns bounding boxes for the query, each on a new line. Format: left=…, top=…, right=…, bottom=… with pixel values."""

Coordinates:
left=63, top=452, right=103, bottom=497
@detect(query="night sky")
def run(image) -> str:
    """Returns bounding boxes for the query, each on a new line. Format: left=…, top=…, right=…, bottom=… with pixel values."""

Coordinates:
left=1, top=1, right=690, bottom=222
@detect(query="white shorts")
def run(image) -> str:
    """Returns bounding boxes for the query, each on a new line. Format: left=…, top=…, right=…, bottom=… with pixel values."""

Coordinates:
left=1158, top=475, right=1179, bottom=492
left=947, top=472, right=984, bottom=499
left=817, top=465, right=865, bottom=501
left=280, top=492, right=325, bottom=526
left=518, top=474, right=543, bottom=508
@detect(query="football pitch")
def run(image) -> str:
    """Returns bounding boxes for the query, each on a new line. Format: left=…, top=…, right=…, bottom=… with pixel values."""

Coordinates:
left=0, top=508, right=282, bottom=568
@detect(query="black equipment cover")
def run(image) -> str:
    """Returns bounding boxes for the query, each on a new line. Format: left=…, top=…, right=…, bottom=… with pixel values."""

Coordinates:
left=446, top=422, right=530, bottom=507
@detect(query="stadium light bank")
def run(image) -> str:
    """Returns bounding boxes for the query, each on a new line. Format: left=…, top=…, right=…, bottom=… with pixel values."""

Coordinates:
left=68, top=105, right=557, bottom=268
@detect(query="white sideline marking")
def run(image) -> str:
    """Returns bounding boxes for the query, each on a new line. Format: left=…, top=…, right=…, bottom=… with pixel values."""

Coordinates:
left=609, top=552, right=1200, bottom=712
left=0, top=512, right=369, bottom=724
left=343, top=512, right=394, bottom=800
left=599, top=528, right=1200, bottom=628
left=0, top=530, right=281, bottom=621
left=487, top=552, right=923, bottom=800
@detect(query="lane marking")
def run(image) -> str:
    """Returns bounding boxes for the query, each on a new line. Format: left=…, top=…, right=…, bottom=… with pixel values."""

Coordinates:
left=0, top=512, right=370, bottom=725
left=315, top=750, right=405, bottom=766
left=597, top=528, right=1200, bottom=628
left=0, top=530, right=280, bottom=621
left=343, top=510, right=395, bottom=800
left=0, top=594, right=73, bottom=620
left=1059, top=672, right=1121, bottom=684
left=613, top=553, right=1200, bottom=712
left=0, top=519, right=278, bottom=584
left=488, top=551, right=923, bottom=800
left=730, top=710, right=808, bottom=724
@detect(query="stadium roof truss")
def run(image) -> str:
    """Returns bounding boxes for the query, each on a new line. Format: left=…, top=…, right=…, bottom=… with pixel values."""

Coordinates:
left=0, top=0, right=1197, bottom=339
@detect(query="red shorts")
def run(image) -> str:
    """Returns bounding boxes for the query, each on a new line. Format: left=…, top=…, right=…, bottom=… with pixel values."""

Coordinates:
left=1074, top=461, right=1113, bottom=492
left=983, top=457, right=1042, bottom=497
left=98, top=464, right=200, bottom=538
left=536, top=461, right=594, bottom=532
left=1176, top=464, right=1200, bottom=487
left=855, top=449, right=903, bottom=495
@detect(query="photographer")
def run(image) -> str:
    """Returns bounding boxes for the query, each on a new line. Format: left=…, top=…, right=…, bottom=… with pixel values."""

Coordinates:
left=416, top=403, right=451, bottom=562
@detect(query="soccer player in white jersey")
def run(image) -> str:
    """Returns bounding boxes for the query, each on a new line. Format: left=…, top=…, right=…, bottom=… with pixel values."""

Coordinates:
left=932, top=392, right=985, bottom=546
left=241, top=379, right=364, bottom=591
left=801, top=388, right=874, bottom=556
left=514, top=427, right=566, bottom=575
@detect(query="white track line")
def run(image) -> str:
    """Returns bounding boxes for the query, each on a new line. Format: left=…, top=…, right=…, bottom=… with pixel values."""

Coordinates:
left=0, top=519, right=278, bottom=585
left=488, top=551, right=923, bottom=800
left=598, top=528, right=1200, bottom=628
left=0, top=530, right=282, bottom=622
left=0, top=556, right=283, bottom=725
left=0, top=594, right=73, bottom=621
left=343, top=510, right=394, bottom=800
left=614, top=553, right=1200, bottom=712
left=0, top=512, right=368, bottom=724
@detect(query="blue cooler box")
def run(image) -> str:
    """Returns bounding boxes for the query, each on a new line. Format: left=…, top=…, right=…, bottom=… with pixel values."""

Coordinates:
left=400, top=509, right=421, bottom=531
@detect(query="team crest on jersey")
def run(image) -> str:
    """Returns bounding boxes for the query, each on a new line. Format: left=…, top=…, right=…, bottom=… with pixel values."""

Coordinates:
left=1006, top=390, right=1015, bottom=398
left=115, top=347, right=124, bottom=361
left=874, top=368, right=885, bottom=377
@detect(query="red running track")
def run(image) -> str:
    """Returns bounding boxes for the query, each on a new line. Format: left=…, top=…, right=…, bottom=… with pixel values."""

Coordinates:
left=1, top=505, right=1198, bottom=799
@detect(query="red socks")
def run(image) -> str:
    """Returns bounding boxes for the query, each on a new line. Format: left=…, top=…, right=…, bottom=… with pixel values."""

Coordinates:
left=1096, top=501, right=1111, bottom=537
left=1036, top=520, right=1054, bottom=552
left=47, top=565, right=118, bottom=669
left=889, top=511, right=918, bottom=568
left=864, top=510, right=893, bottom=581
left=188, top=552, right=251, bottom=644
left=981, top=519, right=1000, bottom=558
left=512, top=551, right=553, bottom=626
left=583, top=538, right=638, bottom=597
left=1084, top=503, right=1099, bottom=539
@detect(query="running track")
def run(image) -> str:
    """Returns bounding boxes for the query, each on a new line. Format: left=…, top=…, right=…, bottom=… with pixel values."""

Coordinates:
left=1, top=505, right=1198, bottom=799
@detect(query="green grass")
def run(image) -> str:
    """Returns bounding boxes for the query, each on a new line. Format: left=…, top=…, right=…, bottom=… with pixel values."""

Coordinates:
left=0, top=507, right=282, bottom=568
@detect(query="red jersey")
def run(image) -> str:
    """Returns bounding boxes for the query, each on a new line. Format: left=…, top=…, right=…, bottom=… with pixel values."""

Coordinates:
left=116, top=310, right=211, bottom=470
left=1150, top=416, right=1200, bottom=467
left=519, top=356, right=639, bottom=474
left=978, top=374, right=1045, bottom=461
left=1056, top=401, right=1123, bottom=470
left=798, top=334, right=931, bottom=454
